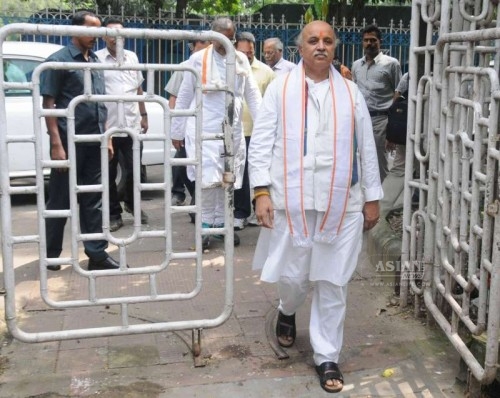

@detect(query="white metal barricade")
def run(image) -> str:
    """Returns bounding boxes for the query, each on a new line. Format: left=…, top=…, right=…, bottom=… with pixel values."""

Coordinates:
left=0, top=24, right=238, bottom=360
left=400, top=0, right=500, bottom=389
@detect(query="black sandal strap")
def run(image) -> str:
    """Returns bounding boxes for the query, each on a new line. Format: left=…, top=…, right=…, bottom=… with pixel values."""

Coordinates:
left=316, top=361, right=344, bottom=384
left=276, top=312, right=296, bottom=337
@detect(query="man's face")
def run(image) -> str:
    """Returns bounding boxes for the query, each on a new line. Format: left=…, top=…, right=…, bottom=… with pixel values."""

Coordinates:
left=362, top=32, right=381, bottom=59
left=299, top=22, right=336, bottom=70
left=212, top=27, right=236, bottom=56
left=103, top=22, right=123, bottom=55
left=74, top=15, right=101, bottom=52
left=263, top=43, right=281, bottom=67
left=236, top=40, right=255, bottom=64
left=192, top=40, right=209, bottom=53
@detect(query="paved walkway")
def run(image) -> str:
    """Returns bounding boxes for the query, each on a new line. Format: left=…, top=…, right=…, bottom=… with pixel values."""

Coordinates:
left=0, top=182, right=464, bottom=397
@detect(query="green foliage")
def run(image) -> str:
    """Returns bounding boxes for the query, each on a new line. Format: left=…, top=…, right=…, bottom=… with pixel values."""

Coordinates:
left=187, top=0, right=242, bottom=15
left=305, top=0, right=328, bottom=22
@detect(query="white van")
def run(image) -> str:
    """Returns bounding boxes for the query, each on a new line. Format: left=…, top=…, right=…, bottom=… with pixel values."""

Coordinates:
left=2, top=41, right=168, bottom=186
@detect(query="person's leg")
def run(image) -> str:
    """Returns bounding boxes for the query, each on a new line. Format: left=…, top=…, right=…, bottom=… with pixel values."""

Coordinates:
left=276, top=275, right=310, bottom=347
left=171, top=147, right=187, bottom=204
left=77, top=145, right=108, bottom=261
left=278, top=275, right=310, bottom=316
left=380, top=144, right=406, bottom=217
left=310, top=280, right=347, bottom=392
left=121, top=136, right=135, bottom=212
left=371, top=115, right=389, bottom=182
left=233, top=136, right=251, bottom=228
left=310, top=281, right=347, bottom=365
left=45, top=167, right=70, bottom=259
left=212, top=188, right=240, bottom=246
left=108, top=136, right=124, bottom=230
left=122, top=137, right=148, bottom=224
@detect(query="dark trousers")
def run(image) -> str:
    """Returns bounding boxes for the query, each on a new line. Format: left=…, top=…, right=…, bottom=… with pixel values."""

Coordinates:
left=108, top=136, right=139, bottom=219
left=234, top=136, right=251, bottom=219
left=45, top=144, right=107, bottom=261
left=171, top=146, right=195, bottom=201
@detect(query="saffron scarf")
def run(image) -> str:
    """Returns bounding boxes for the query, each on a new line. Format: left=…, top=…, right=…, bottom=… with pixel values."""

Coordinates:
left=201, top=44, right=248, bottom=88
left=282, top=61, right=356, bottom=247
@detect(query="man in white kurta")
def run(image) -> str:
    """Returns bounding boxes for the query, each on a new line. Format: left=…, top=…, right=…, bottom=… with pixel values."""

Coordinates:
left=248, top=21, right=383, bottom=393
left=171, top=18, right=262, bottom=248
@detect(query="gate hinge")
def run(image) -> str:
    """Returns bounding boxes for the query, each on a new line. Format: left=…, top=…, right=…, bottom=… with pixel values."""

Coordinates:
left=486, top=200, right=500, bottom=217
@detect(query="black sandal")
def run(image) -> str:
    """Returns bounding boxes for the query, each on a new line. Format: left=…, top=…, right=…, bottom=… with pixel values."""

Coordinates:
left=275, top=311, right=296, bottom=347
left=315, top=361, right=344, bottom=393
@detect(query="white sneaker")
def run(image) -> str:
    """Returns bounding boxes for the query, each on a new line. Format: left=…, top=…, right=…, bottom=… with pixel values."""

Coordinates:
left=247, top=214, right=259, bottom=226
left=234, top=218, right=246, bottom=230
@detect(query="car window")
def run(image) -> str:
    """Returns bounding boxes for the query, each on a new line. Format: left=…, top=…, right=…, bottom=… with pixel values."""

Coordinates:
left=3, top=58, right=40, bottom=96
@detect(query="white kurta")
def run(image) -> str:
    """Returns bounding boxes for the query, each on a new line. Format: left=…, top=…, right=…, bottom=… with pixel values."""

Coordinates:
left=248, top=71, right=383, bottom=286
left=171, top=48, right=262, bottom=189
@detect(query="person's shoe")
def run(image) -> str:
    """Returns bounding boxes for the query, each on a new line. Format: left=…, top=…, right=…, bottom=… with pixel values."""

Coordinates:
left=172, top=195, right=185, bottom=206
left=234, top=218, right=246, bottom=231
left=110, top=217, right=123, bottom=232
left=234, top=232, right=241, bottom=246
left=247, top=213, right=259, bottom=226
left=47, top=265, right=61, bottom=271
left=123, top=203, right=148, bottom=224
left=88, top=256, right=125, bottom=271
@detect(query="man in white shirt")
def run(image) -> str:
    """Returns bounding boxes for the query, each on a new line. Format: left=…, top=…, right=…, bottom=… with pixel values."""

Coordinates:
left=171, top=18, right=262, bottom=249
left=263, top=37, right=295, bottom=75
left=96, top=18, right=149, bottom=232
left=249, top=21, right=383, bottom=393
left=233, top=32, right=275, bottom=231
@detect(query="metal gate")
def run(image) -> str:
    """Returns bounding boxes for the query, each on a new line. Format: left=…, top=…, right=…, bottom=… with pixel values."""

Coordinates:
left=0, top=23, right=237, bottom=358
left=400, top=0, right=500, bottom=388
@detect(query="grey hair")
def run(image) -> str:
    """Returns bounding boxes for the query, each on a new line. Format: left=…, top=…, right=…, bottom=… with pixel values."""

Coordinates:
left=264, top=37, right=283, bottom=52
left=211, top=17, right=234, bottom=33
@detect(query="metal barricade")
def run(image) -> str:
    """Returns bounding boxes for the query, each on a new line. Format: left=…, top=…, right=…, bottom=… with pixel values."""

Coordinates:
left=0, top=24, right=237, bottom=361
left=400, top=0, right=500, bottom=388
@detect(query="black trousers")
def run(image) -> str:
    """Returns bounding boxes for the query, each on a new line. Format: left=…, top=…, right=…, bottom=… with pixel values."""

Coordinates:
left=171, top=146, right=195, bottom=201
left=234, top=136, right=251, bottom=219
left=108, top=136, right=140, bottom=219
left=45, top=143, right=107, bottom=261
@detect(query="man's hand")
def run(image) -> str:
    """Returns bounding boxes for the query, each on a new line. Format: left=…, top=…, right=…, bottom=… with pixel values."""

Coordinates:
left=140, top=117, right=149, bottom=134
left=255, top=195, right=274, bottom=229
left=385, top=140, right=396, bottom=152
left=172, top=139, right=184, bottom=151
left=363, top=200, right=380, bottom=231
left=50, top=142, right=67, bottom=172
left=108, top=137, right=114, bottom=160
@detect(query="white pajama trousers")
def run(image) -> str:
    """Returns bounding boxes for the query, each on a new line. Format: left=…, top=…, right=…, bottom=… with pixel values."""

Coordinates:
left=278, top=276, right=347, bottom=365
left=201, top=187, right=225, bottom=226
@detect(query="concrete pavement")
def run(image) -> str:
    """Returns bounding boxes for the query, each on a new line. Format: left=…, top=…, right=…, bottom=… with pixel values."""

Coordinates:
left=0, top=173, right=465, bottom=397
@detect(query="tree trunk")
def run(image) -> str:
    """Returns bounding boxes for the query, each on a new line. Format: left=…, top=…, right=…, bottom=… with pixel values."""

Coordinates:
left=175, top=0, right=188, bottom=18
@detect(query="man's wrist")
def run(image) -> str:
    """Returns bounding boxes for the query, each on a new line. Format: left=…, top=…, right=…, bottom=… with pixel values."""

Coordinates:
left=140, top=112, right=148, bottom=117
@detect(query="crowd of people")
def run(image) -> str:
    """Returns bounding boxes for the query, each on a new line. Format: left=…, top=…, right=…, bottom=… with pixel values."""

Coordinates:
left=41, top=11, right=409, bottom=393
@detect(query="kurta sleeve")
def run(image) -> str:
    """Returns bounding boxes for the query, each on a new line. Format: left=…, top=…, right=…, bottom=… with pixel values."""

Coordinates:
left=248, top=79, right=279, bottom=189
left=353, top=85, right=384, bottom=202
left=170, top=59, right=196, bottom=141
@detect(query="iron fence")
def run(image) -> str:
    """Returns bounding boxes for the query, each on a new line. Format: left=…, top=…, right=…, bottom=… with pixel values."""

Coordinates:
left=1, top=7, right=411, bottom=93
